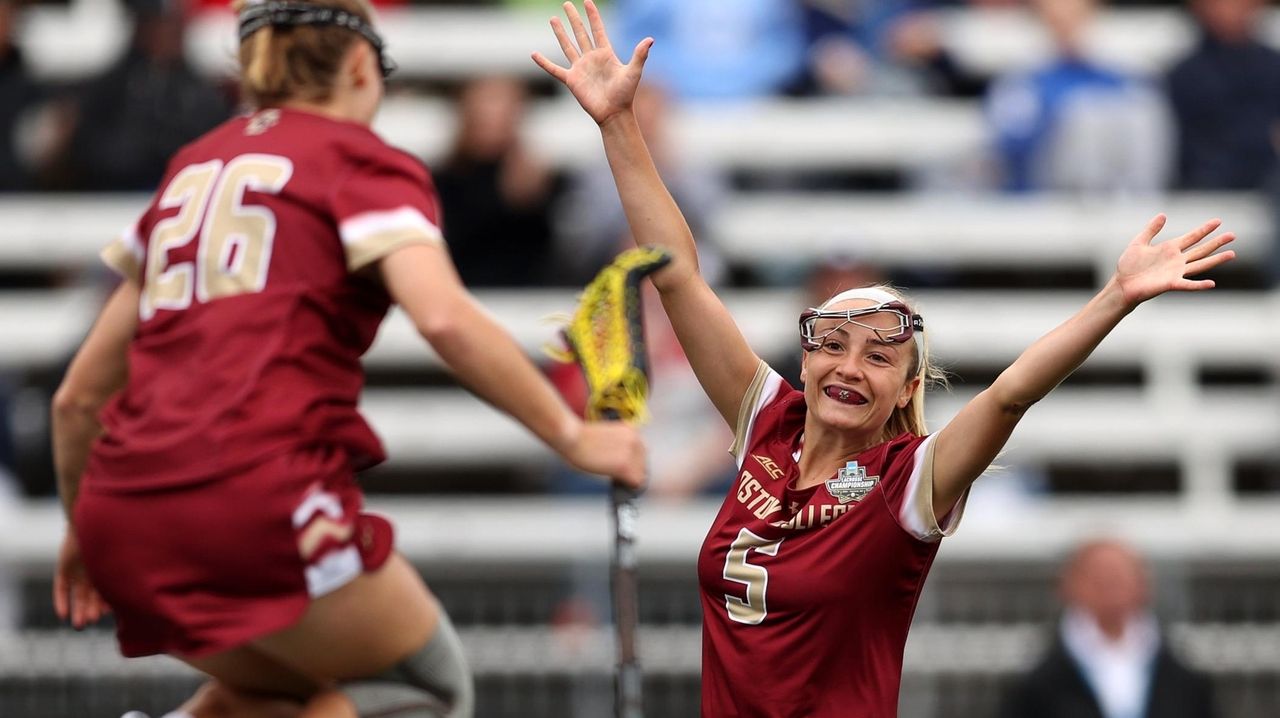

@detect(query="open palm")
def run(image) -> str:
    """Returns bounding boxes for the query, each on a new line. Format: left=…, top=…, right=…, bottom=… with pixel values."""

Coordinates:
left=1115, top=215, right=1236, bottom=306
left=532, top=1, right=653, bottom=126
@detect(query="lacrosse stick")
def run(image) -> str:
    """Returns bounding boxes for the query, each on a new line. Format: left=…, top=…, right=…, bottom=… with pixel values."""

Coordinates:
left=555, top=245, right=671, bottom=718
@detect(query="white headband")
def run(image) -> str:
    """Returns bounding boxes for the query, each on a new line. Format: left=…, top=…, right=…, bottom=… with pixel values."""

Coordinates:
left=812, top=287, right=925, bottom=368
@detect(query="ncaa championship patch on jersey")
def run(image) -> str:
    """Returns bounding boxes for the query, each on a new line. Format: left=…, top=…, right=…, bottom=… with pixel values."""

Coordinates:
left=826, top=461, right=879, bottom=504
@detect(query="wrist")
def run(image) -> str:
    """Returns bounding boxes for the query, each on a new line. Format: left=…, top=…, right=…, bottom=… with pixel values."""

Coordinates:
left=598, top=109, right=638, bottom=133
left=551, top=414, right=584, bottom=458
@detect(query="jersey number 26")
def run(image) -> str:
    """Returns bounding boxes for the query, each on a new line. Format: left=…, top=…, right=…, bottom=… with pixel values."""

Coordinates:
left=141, top=154, right=294, bottom=320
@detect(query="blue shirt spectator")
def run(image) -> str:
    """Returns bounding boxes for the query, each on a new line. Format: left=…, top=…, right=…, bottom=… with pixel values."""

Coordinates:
left=615, top=0, right=807, bottom=101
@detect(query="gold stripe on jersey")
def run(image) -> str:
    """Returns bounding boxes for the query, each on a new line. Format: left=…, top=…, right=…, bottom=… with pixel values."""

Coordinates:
left=344, top=227, right=444, bottom=272
left=730, top=360, right=772, bottom=461
left=100, top=236, right=141, bottom=282
left=910, top=436, right=966, bottom=540
left=297, top=516, right=356, bottom=561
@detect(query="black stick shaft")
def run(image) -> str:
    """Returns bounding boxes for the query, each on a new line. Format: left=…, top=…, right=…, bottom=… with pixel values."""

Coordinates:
left=605, top=410, right=644, bottom=718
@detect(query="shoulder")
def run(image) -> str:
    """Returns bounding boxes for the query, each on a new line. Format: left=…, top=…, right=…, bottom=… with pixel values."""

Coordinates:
left=329, top=123, right=430, bottom=183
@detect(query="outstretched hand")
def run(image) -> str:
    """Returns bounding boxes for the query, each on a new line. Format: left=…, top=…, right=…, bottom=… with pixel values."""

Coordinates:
left=532, top=0, right=653, bottom=126
left=1114, top=215, right=1236, bottom=307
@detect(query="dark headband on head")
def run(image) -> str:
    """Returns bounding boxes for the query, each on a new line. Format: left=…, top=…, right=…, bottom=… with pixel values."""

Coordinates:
left=238, top=0, right=397, bottom=79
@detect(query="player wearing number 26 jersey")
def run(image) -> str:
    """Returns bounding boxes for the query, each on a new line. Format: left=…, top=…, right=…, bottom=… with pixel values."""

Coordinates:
left=90, top=107, right=438, bottom=492
left=55, top=3, right=645, bottom=714
left=698, top=364, right=965, bottom=718
left=76, top=107, right=444, bottom=656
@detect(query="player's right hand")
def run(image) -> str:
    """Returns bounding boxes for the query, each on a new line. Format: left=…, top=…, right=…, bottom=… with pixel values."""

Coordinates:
left=53, top=529, right=111, bottom=629
left=560, top=420, right=647, bottom=490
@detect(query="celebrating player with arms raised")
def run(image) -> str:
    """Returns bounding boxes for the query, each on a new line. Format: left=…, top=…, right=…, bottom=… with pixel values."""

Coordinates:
left=534, top=2, right=1236, bottom=715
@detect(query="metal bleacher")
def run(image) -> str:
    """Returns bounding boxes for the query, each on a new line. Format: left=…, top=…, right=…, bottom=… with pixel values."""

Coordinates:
left=2, top=2, right=1279, bottom=717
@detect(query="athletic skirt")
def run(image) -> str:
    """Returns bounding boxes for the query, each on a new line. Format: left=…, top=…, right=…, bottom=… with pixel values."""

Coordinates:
left=74, top=444, right=394, bottom=658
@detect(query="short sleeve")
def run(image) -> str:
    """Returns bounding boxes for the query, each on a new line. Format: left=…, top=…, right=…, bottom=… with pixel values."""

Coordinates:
left=883, top=434, right=967, bottom=543
left=330, top=147, right=444, bottom=272
left=728, top=361, right=787, bottom=468
left=100, top=222, right=144, bottom=282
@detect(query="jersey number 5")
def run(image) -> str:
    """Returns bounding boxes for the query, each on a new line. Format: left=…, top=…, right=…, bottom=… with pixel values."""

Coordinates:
left=723, top=527, right=783, bottom=625
left=141, top=155, right=294, bottom=320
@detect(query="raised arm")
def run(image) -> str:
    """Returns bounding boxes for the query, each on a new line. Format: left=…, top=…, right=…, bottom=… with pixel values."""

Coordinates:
left=930, top=215, right=1236, bottom=517
left=378, top=243, right=645, bottom=488
left=533, top=0, right=761, bottom=427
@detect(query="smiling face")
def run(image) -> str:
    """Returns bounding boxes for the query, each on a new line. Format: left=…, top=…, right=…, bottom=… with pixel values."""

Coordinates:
left=800, top=299, right=922, bottom=438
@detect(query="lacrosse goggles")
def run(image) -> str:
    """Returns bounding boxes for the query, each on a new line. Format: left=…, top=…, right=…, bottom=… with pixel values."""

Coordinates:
left=238, top=0, right=398, bottom=79
left=798, top=288, right=925, bottom=367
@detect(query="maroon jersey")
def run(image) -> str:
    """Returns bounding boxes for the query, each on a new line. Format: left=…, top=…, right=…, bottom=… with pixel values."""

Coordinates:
left=89, top=108, right=443, bottom=491
left=697, top=363, right=967, bottom=717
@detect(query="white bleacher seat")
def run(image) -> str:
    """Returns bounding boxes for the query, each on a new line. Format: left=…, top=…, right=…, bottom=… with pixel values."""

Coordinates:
left=2, top=193, right=1271, bottom=273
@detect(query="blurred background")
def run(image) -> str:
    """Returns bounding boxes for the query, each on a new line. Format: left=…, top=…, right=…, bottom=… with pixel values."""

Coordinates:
left=0, top=0, right=1278, bottom=715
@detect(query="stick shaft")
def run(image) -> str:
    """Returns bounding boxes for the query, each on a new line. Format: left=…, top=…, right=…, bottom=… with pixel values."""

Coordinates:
left=611, top=483, right=643, bottom=718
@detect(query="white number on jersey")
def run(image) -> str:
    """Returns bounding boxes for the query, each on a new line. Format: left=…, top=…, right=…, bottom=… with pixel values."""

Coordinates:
left=723, top=527, right=783, bottom=625
left=141, top=155, right=294, bottom=320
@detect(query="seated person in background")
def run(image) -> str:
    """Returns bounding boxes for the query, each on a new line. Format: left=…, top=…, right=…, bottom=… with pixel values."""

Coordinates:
left=0, top=0, right=44, bottom=191
left=555, top=81, right=726, bottom=286
left=1002, top=539, right=1216, bottom=718
left=1167, top=0, right=1280, bottom=191
left=802, top=0, right=988, bottom=98
left=434, top=75, right=558, bottom=287
left=985, top=0, right=1170, bottom=194
left=58, top=0, right=230, bottom=191
left=614, top=0, right=808, bottom=101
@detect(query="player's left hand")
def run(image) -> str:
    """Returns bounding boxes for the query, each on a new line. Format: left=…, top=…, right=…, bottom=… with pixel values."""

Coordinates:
left=532, top=0, right=653, bottom=127
left=53, top=529, right=111, bottom=629
left=1114, top=215, right=1236, bottom=307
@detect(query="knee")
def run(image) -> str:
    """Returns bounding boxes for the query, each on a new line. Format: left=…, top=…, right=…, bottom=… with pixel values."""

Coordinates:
left=340, top=612, right=473, bottom=718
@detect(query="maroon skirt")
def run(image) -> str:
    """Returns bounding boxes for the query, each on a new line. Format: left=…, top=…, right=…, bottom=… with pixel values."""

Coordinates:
left=75, top=444, right=393, bottom=658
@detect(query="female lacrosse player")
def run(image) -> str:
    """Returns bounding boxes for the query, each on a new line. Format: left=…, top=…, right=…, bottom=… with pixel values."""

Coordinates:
left=534, top=3, right=1235, bottom=716
left=50, top=1, right=645, bottom=716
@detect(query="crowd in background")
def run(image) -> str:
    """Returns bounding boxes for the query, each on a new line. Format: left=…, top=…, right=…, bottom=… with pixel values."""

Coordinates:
left=0, top=0, right=1276, bottom=492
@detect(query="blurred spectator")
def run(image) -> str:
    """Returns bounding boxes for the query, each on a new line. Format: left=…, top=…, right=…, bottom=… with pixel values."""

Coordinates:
left=555, top=81, right=726, bottom=286
left=0, top=0, right=42, bottom=191
left=985, top=0, right=1171, bottom=194
left=1167, top=0, right=1280, bottom=191
left=1001, top=539, right=1215, bottom=718
left=435, top=75, right=557, bottom=287
left=615, top=0, right=807, bottom=101
left=55, top=0, right=230, bottom=191
left=802, top=0, right=987, bottom=98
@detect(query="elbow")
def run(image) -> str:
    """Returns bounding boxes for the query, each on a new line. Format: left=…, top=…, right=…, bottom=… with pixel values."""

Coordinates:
left=51, top=385, right=104, bottom=424
left=414, top=308, right=466, bottom=348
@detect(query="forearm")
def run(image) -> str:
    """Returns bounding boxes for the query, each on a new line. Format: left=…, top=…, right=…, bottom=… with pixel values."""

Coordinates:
left=598, top=111, right=699, bottom=292
left=51, top=399, right=103, bottom=520
left=426, top=297, right=580, bottom=454
left=990, top=277, right=1133, bottom=410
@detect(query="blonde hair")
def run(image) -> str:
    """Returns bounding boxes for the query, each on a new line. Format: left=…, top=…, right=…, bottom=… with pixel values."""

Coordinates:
left=818, top=283, right=947, bottom=439
left=234, top=0, right=376, bottom=108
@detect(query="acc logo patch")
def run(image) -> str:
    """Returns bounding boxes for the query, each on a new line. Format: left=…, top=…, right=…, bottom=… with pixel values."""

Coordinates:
left=752, top=454, right=785, bottom=480
left=825, top=461, right=879, bottom=504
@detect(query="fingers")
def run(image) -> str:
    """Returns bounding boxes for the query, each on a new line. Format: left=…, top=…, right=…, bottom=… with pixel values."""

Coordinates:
left=549, top=17, right=580, bottom=64
left=1184, top=231, right=1235, bottom=262
left=628, top=37, right=654, bottom=71
left=1174, top=278, right=1216, bottom=292
left=531, top=51, right=569, bottom=82
left=584, top=0, right=611, bottom=50
left=1132, top=213, right=1167, bottom=246
left=563, top=2, right=594, bottom=55
left=1177, top=217, right=1223, bottom=251
left=1185, top=249, right=1236, bottom=277
left=53, top=571, right=68, bottom=620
